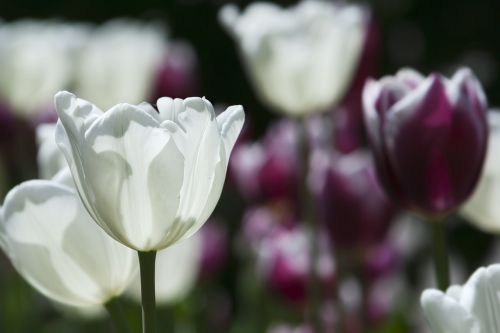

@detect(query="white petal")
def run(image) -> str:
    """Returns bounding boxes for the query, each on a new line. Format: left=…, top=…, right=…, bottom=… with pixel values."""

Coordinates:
left=421, top=289, right=480, bottom=333
left=0, top=180, right=136, bottom=307
left=216, top=104, right=245, bottom=158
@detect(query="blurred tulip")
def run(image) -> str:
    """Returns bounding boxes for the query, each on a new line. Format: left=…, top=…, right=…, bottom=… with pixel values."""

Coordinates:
left=421, top=264, right=500, bottom=332
left=461, top=111, right=500, bottom=233
left=127, top=233, right=201, bottom=305
left=257, top=226, right=334, bottom=303
left=219, top=0, right=368, bottom=116
left=36, top=123, right=66, bottom=179
left=0, top=21, right=88, bottom=118
left=230, top=120, right=299, bottom=202
left=55, top=92, right=244, bottom=251
left=0, top=170, right=136, bottom=307
left=152, top=41, right=199, bottom=99
left=267, top=324, right=312, bottom=333
left=363, top=68, right=488, bottom=216
left=74, top=20, right=167, bottom=110
left=334, top=19, right=380, bottom=153
left=199, top=222, right=227, bottom=279
left=313, top=149, right=397, bottom=250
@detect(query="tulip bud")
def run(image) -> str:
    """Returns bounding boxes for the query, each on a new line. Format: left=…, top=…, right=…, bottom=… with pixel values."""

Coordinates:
left=363, top=68, right=488, bottom=216
left=0, top=170, right=136, bottom=307
left=55, top=91, right=244, bottom=251
left=313, top=149, right=397, bottom=250
left=219, top=0, right=369, bottom=116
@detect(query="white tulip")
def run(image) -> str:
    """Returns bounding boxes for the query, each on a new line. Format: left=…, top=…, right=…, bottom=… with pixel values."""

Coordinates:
left=0, top=170, right=137, bottom=307
left=36, top=123, right=67, bottom=179
left=0, top=20, right=88, bottom=117
left=461, top=111, right=500, bottom=233
left=127, top=233, right=201, bottom=304
left=219, top=0, right=368, bottom=116
left=74, top=20, right=167, bottom=110
left=421, top=264, right=500, bottom=333
left=55, top=91, right=244, bottom=251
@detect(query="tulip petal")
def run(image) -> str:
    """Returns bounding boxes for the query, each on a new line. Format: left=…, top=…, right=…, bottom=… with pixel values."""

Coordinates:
left=84, top=103, right=183, bottom=250
left=421, top=289, right=479, bottom=333
left=217, top=104, right=245, bottom=158
left=0, top=180, right=135, bottom=307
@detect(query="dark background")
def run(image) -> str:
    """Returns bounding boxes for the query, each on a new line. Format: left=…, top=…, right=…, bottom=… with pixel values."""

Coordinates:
left=1, top=0, right=498, bottom=136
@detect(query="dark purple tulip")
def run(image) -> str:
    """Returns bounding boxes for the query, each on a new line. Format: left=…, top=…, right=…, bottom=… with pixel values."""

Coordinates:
left=230, top=120, right=299, bottom=202
left=363, top=68, right=488, bottom=216
left=257, top=226, right=335, bottom=304
left=313, top=149, right=397, bottom=250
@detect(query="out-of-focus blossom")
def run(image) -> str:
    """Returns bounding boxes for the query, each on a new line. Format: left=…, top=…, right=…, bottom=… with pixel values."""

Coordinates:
left=0, top=170, right=136, bottom=307
left=74, top=20, right=167, bottom=110
left=152, top=41, right=199, bottom=99
left=363, top=241, right=399, bottom=281
left=199, top=221, right=227, bottom=279
left=312, top=149, right=397, bottom=250
left=219, top=0, right=368, bottom=116
left=55, top=92, right=244, bottom=251
left=334, top=19, right=380, bottom=153
left=127, top=233, right=201, bottom=305
left=267, top=323, right=312, bottom=333
left=461, top=111, right=500, bottom=233
left=0, top=21, right=88, bottom=118
left=230, top=120, right=299, bottom=202
left=36, top=123, right=66, bottom=179
left=241, top=204, right=294, bottom=251
left=363, top=68, right=488, bottom=216
left=257, top=226, right=334, bottom=303
left=421, top=264, right=500, bottom=333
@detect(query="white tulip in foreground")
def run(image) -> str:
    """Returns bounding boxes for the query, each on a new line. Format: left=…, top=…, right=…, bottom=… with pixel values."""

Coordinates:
left=127, top=233, right=201, bottom=304
left=461, top=111, right=500, bottom=233
left=421, top=264, right=500, bottom=333
left=0, top=169, right=137, bottom=307
left=219, top=0, right=368, bottom=116
left=55, top=91, right=244, bottom=251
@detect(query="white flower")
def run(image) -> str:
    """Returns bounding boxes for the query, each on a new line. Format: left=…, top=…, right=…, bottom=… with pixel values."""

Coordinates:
left=420, top=264, right=500, bottom=333
left=36, top=123, right=67, bottom=179
left=55, top=91, right=244, bottom=251
left=74, top=20, right=167, bottom=110
left=461, top=111, right=500, bottom=233
left=0, top=20, right=88, bottom=116
left=127, top=233, right=201, bottom=304
left=0, top=170, right=137, bottom=307
left=219, top=0, right=368, bottom=116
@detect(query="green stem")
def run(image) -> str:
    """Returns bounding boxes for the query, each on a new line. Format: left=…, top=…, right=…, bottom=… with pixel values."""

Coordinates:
left=104, top=298, right=132, bottom=333
left=297, top=117, right=322, bottom=333
left=138, top=251, right=157, bottom=333
left=431, top=219, right=450, bottom=291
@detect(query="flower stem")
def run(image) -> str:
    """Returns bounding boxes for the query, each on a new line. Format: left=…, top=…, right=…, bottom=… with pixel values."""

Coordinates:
left=138, top=251, right=157, bottom=333
left=431, top=219, right=450, bottom=291
left=297, top=117, right=322, bottom=333
left=104, top=298, right=132, bottom=333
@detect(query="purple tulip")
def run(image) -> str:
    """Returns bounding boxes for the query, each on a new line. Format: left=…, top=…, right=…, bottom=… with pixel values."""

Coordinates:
left=363, top=68, right=488, bottom=216
left=230, top=120, right=299, bottom=202
left=257, top=226, right=335, bottom=303
left=313, top=149, right=397, bottom=250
